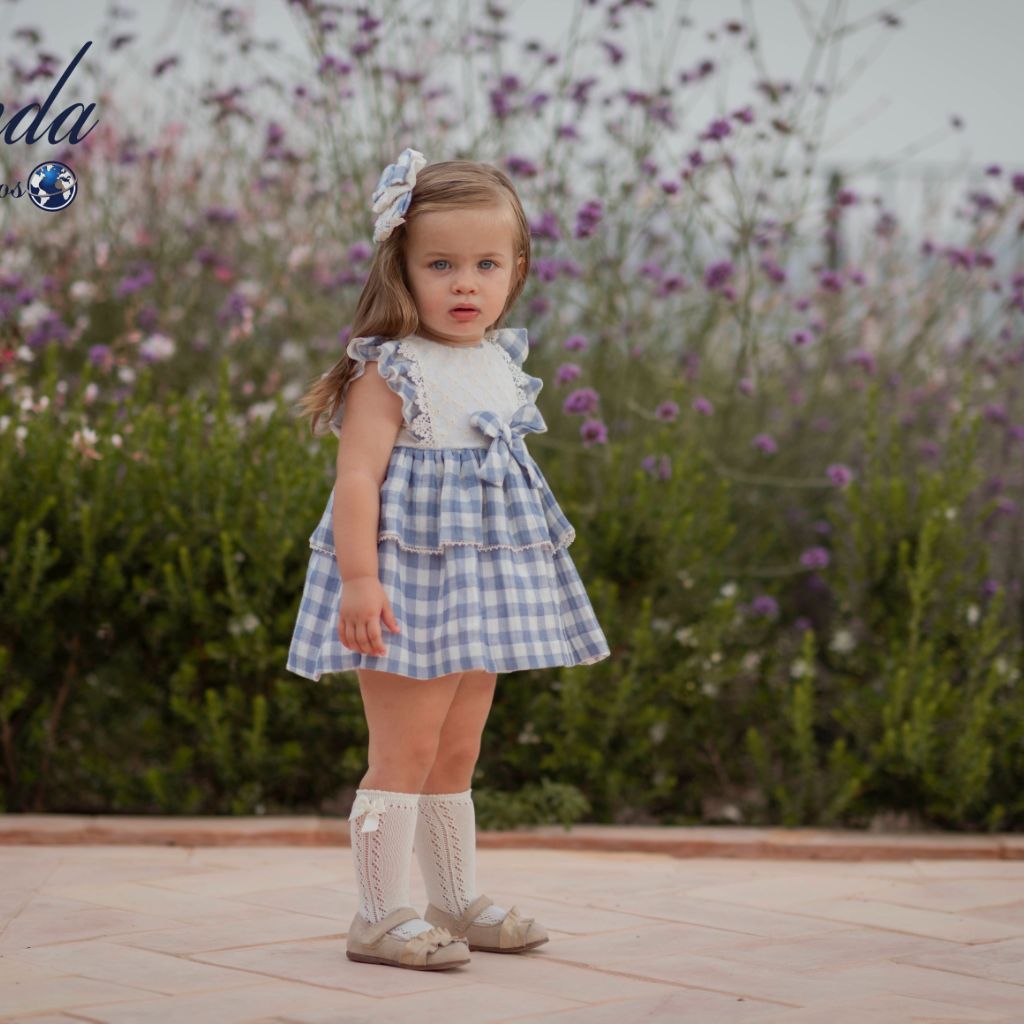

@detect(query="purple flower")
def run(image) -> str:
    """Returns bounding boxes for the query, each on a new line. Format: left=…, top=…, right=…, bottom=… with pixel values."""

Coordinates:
left=818, top=270, right=843, bottom=292
left=529, top=210, right=562, bottom=242
left=759, top=257, right=787, bottom=284
left=555, top=362, right=582, bottom=385
left=575, top=199, right=603, bottom=239
left=655, top=400, right=679, bottom=422
left=704, top=260, right=734, bottom=290
left=506, top=155, right=538, bottom=177
left=738, top=377, right=754, bottom=396
left=88, top=343, right=113, bottom=369
left=581, top=418, right=608, bottom=446
left=564, top=334, right=587, bottom=351
left=753, top=433, right=777, bottom=454
left=648, top=453, right=672, bottom=480
left=348, top=241, right=372, bottom=263
left=115, top=266, right=155, bottom=297
left=792, top=329, right=812, bottom=347
left=563, top=387, right=600, bottom=415
left=800, top=547, right=830, bottom=570
left=846, top=348, right=876, bottom=374
left=654, top=272, right=688, bottom=297
left=701, top=117, right=732, bottom=141
left=749, top=594, right=779, bottom=618
left=826, top=463, right=853, bottom=487
left=693, top=396, right=713, bottom=416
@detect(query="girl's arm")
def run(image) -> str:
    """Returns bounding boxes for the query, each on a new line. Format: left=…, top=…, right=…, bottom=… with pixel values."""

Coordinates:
left=332, top=362, right=404, bottom=582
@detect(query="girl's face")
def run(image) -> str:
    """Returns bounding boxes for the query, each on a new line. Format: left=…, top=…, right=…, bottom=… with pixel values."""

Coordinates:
left=405, top=204, right=524, bottom=346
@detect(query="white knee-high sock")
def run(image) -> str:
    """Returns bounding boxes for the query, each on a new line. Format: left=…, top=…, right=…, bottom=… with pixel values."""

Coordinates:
left=415, top=788, right=508, bottom=926
left=349, top=788, right=433, bottom=939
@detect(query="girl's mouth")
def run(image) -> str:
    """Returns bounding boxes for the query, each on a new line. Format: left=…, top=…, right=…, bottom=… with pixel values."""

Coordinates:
left=450, top=308, right=480, bottom=320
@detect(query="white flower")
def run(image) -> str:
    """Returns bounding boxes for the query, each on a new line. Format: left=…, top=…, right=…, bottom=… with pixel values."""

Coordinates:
left=674, top=626, right=695, bottom=646
left=18, top=300, right=52, bottom=330
left=118, top=366, right=136, bottom=383
left=140, top=333, right=175, bottom=361
left=965, top=604, right=980, bottom=626
left=719, top=582, right=738, bottom=599
left=676, top=570, right=694, bottom=589
left=829, top=629, right=855, bottom=654
left=247, top=401, right=276, bottom=424
left=70, top=280, right=97, bottom=302
left=287, top=245, right=311, bottom=271
left=228, top=612, right=260, bottom=636
left=741, top=651, right=761, bottom=671
left=790, top=658, right=810, bottom=679
left=648, top=720, right=668, bottom=744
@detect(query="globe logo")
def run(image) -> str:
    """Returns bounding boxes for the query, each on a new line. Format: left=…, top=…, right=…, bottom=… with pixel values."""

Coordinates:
left=28, top=161, right=78, bottom=212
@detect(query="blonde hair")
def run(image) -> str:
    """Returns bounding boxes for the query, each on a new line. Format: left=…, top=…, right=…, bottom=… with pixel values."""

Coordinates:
left=295, top=159, right=532, bottom=437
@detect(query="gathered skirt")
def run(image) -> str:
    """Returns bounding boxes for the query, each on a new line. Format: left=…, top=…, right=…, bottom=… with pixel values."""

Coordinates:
left=286, top=536, right=610, bottom=681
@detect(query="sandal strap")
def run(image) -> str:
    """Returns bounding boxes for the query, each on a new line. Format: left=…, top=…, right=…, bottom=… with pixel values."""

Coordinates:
left=363, top=905, right=422, bottom=946
left=456, top=893, right=494, bottom=933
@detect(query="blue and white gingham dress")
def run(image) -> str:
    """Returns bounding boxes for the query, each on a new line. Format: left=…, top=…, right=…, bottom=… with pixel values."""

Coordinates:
left=286, top=327, right=611, bottom=681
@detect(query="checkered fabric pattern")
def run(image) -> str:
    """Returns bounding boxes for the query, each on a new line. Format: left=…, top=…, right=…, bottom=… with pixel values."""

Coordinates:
left=287, top=328, right=611, bottom=681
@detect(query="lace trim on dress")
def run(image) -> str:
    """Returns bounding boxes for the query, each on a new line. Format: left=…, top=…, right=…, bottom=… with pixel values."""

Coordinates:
left=309, top=527, right=577, bottom=558
left=493, top=342, right=529, bottom=407
left=396, top=339, right=435, bottom=444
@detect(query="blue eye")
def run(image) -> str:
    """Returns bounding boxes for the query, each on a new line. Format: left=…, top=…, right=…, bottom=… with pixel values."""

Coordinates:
left=429, top=259, right=497, bottom=270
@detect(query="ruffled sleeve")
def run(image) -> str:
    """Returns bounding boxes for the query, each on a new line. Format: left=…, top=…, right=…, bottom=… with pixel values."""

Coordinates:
left=490, top=327, right=543, bottom=405
left=324, top=336, right=425, bottom=440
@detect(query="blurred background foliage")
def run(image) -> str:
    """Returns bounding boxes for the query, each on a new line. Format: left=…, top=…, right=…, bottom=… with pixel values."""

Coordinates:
left=1, top=0, right=1022, bottom=829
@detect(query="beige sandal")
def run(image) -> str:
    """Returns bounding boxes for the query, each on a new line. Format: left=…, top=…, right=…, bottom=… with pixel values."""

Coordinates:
left=346, top=906, right=470, bottom=970
left=424, top=894, right=549, bottom=953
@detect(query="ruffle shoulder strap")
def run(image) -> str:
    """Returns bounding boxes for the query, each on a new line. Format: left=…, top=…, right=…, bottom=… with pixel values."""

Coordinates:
left=325, top=335, right=427, bottom=440
left=490, top=327, right=543, bottom=405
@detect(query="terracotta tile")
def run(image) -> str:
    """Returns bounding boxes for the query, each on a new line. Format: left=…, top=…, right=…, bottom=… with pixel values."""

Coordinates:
left=114, top=910, right=344, bottom=955
left=789, top=897, right=1023, bottom=942
left=0, top=895, right=180, bottom=952
left=144, top=863, right=341, bottom=898
left=71, top=979, right=374, bottom=1024
left=13, top=939, right=265, bottom=996
left=756, top=990, right=1008, bottom=1022
left=896, top=936, right=1024, bottom=985
left=601, top=948, right=842, bottom=1005
left=704, top=926, right=954, bottom=971
left=841, top=879, right=1024, bottom=914
left=499, top=987, right=786, bottom=1023
left=0, top=973, right=151, bottom=1017
left=536, top=921, right=747, bottom=966
left=808, top=961, right=1024, bottom=1015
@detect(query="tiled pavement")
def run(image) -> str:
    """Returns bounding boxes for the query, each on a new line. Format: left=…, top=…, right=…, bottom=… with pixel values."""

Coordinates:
left=2, top=841, right=1023, bottom=1023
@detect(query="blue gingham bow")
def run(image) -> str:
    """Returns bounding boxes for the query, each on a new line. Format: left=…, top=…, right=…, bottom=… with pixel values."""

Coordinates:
left=470, top=404, right=547, bottom=488
left=371, top=147, right=427, bottom=243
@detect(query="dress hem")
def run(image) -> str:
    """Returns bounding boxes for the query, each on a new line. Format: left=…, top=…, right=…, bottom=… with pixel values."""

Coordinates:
left=285, top=646, right=610, bottom=682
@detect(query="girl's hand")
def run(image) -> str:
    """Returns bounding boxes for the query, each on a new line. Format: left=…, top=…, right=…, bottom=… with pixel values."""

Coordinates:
left=338, top=575, right=401, bottom=657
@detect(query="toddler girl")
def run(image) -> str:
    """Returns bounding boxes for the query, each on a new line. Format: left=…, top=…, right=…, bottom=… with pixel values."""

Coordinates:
left=288, top=148, right=610, bottom=970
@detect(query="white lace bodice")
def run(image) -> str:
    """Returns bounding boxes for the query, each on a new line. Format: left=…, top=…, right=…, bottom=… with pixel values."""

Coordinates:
left=389, top=334, right=531, bottom=449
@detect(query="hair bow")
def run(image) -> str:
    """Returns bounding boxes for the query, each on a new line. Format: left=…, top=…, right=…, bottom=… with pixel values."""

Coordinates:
left=469, top=404, right=548, bottom=488
left=349, top=794, right=387, bottom=833
left=371, top=147, right=427, bottom=243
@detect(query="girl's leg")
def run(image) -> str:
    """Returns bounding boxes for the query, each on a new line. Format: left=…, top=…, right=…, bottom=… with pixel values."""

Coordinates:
left=356, top=667, right=463, bottom=791
left=414, top=670, right=510, bottom=925
left=348, top=667, right=464, bottom=940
